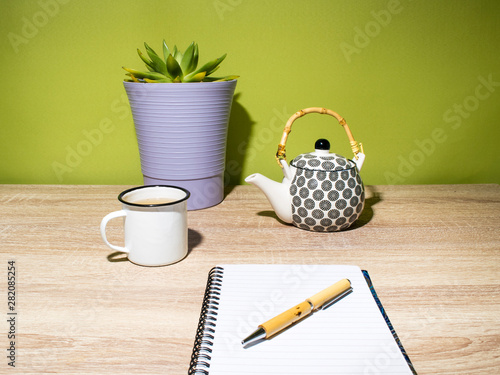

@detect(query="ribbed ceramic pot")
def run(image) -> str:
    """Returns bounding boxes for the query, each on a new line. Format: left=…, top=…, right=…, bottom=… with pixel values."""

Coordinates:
left=124, top=80, right=237, bottom=210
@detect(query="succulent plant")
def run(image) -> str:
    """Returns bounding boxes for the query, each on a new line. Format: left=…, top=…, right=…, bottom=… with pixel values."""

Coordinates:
left=123, top=40, right=238, bottom=83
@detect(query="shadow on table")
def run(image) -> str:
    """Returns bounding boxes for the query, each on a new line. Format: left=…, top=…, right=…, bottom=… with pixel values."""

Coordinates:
left=254, top=185, right=382, bottom=231
left=106, top=228, right=203, bottom=263
left=224, top=185, right=236, bottom=199
left=347, top=185, right=382, bottom=230
left=187, top=228, right=203, bottom=252
left=257, top=210, right=289, bottom=226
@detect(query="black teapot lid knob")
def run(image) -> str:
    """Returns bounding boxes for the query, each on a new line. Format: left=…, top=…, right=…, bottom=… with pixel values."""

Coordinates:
left=315, top=138, right=330, bottom=151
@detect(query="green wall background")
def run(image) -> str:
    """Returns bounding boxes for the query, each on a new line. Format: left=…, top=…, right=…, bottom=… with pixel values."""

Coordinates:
left=1, top=0, right=499, bottom=186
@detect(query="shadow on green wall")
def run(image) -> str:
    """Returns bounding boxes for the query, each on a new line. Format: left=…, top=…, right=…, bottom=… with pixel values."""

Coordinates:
left=225, top=93, right=255, bottom=187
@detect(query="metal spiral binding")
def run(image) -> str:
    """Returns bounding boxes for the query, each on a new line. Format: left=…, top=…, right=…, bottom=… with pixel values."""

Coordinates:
left=188, top=267, right=224, bottom=375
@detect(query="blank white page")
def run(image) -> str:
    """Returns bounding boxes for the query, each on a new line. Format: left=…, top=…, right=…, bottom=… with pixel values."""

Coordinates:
left=192, top=264, right=413, bottom=374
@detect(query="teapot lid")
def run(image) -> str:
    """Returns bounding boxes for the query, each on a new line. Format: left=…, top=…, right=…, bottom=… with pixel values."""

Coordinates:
left=290, top=139, right=355, bottom=172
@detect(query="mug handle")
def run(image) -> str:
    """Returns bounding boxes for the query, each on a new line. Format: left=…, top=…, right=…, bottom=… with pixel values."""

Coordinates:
left=100, top=210, right=129, bottom=253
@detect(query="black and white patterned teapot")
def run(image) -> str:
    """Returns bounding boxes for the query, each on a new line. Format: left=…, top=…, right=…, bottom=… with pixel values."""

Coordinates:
left=245, top=107, right=366, bottom=232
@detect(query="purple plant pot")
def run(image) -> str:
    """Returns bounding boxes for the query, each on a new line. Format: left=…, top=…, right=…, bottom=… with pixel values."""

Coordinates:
left=124, top=80, right=237, bottom=210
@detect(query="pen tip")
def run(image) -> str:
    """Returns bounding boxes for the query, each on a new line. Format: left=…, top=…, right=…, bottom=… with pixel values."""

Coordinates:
left=241, top=327, right=266, bottom=347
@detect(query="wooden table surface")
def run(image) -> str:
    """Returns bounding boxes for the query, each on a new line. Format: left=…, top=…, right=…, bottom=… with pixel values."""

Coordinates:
left=0, top=184, right=499, bottom=374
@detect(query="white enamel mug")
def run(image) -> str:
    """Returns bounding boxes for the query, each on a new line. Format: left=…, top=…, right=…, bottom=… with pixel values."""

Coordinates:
left=100, top=185, right=190, bottom=266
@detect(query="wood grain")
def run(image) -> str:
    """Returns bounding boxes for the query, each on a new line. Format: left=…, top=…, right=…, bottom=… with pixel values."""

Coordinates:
left=0, top=184, right=498, bottom=374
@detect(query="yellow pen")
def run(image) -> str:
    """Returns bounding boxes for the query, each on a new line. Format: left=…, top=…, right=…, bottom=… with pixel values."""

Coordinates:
left=241, top=278, right=352, bottom=347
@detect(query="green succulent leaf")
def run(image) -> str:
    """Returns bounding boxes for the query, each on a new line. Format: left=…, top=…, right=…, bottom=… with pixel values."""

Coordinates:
left=166, top=54, right=183, bottom=80
left=192, top=54, right=227, bottom=77
left=125, top=73, right=140, bottom=82
left=190, top=43, right=199, bottom=73
left=180, top=42, right=196, bottom=74
left=203, top=75, right=239, bottom=82
left=183, top=70, right=200, bottom=82
left=207, top=54, right=227, bottom=75
left=144, top=42, right=159, bottom=61
left=144, top=77, right=172, bottom=83
left=191, top=59, right=217, bottom=76
left=144, top=43, right=168, bottom=77
left=175, top=53, right=183, bottom=64
left=183, top=71, right=206, bottom=82
left=137, top=49, right=154, bottom=70
left=162, top=40, right=171, bottom=62
left=124, top=40, right=237, bottom=83
left=123, top=67, right=166, bottom=81
left=172, top=45, right=183, bottom=64
left=219, top=75, right=239, bottom=81
left=208, top=65, right=220, bottom=76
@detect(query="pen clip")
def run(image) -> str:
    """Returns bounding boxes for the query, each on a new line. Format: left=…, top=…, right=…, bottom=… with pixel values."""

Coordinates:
left=321, top=287, right=353, bottom=310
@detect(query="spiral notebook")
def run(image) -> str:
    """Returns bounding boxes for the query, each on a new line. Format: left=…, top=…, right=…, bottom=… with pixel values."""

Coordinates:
left=189, top=264, right=416, bottom=374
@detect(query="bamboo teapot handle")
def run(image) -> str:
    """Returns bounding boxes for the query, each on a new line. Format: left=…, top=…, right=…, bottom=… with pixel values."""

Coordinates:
left=275, top=107, right=364, bottom=167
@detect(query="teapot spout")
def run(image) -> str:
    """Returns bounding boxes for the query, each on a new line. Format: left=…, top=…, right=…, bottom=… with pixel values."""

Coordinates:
left=245, top=173, right=292, bottom=224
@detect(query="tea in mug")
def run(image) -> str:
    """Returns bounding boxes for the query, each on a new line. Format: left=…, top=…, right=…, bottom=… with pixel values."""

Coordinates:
left=133, top=198, right=177, bottom=205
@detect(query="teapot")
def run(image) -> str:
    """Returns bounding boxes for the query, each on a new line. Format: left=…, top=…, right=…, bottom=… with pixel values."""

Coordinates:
left=245, top=107, right=366, bottom=232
